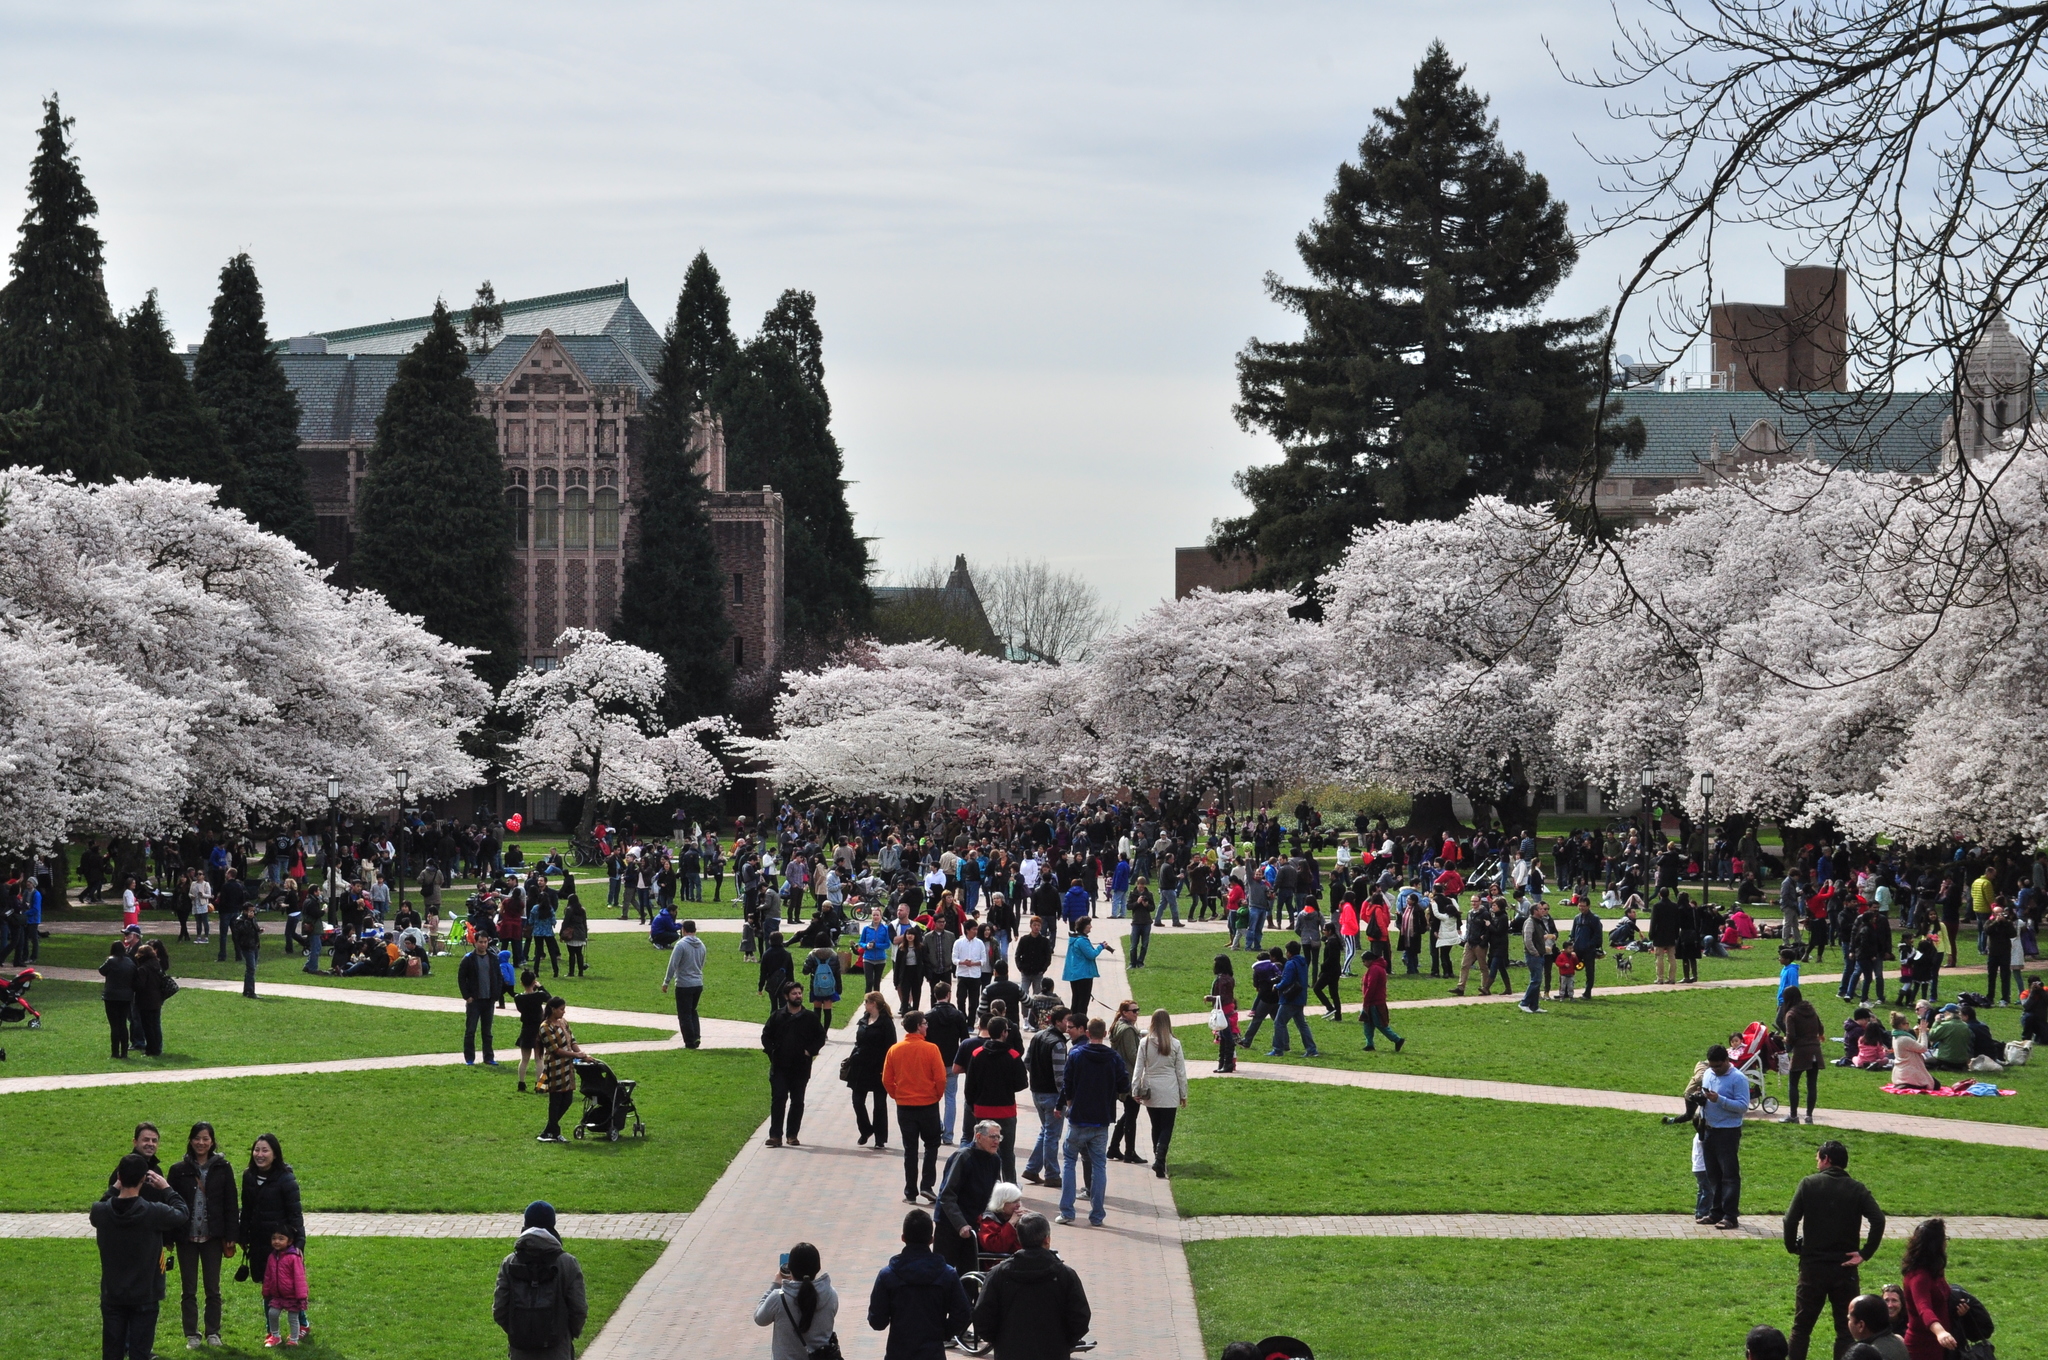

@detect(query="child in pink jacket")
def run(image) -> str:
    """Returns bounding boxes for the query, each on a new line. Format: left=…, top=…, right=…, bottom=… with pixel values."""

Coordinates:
left=262, top=1231, right=309, bottom=1346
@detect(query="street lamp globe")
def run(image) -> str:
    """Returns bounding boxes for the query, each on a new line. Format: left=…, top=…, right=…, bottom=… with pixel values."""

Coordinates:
left=326, top=774, right=341, bottom=803
left=1699, top=771, right=1715, bottom=800
left=396, top=768, right=409, bottom=796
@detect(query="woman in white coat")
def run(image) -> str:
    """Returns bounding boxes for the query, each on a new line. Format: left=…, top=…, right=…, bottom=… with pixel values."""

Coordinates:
left=1132, top=1008, right=1190, bottom=1178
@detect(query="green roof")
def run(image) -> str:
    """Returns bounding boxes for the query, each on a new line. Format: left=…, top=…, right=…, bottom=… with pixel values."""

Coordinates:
left=282, top=282, right=664, bottom=373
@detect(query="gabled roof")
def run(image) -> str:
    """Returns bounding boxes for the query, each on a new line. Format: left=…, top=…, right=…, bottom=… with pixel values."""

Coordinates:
left=469, top=333, right=656, bottom=398
left=183, top=351, right=404, bottom=445
left=1606, top=389, right=1952, bottom=478
left=290, top=282, right=664, bottom=374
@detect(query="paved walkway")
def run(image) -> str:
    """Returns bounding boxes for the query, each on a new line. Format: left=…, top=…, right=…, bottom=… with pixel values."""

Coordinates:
left=0, top=1211, right=688, bottom=1240
left=1231, top=1061, right=2048, bottom=1149
left=1178, top=1213, right=2048, bottom=1242
left=1164, top=970, right=1783, bottom=1027
left=581, top=930, right=1207, bottom=1360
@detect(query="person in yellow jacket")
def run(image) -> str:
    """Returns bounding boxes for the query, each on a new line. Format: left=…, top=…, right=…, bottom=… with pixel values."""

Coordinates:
left=882, top=1010, right=950, bottom=1206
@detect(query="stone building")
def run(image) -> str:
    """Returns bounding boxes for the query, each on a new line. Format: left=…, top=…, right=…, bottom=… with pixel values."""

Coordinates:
left=260, top=282, right=785, bottom=674
left=1709, top=265, right=1851, bottom=394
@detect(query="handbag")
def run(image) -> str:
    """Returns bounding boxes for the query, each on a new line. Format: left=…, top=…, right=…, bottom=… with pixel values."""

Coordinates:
left=159, top=974, right=181, bottom=1000
left=838, top=1055, right=856, bottom=1085
left=780, top=1294, right=843, bottom=1360
left=1132, top=1062, right=1152, bottom=1103
left=1205, top=1004, right=1228, bottom=1034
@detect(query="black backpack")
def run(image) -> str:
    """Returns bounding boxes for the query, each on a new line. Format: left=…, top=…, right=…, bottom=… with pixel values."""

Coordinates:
left=1952, top=1286, right=1995, bottom=1344
left=501, top=1257, right=565, bottom=1352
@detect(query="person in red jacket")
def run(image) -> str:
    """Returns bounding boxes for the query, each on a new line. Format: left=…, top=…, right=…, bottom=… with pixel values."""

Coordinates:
left=1359, top=955, right=1404, bottom=1052
left=261, top=1230, right=309, bottom=1346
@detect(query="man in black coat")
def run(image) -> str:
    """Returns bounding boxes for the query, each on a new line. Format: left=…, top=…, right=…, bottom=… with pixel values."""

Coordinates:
left=761, top=980, right=827, bottom=1147
left=969, top=1212, right=1091, bottom=1360
left=935, top=1121, right=1004, bottom=1275
left=459, top=938, right=501, bottom=1066
left=92, top=1153, right=189, bottom=1360
left=1782, top=1140, right=1886, bottom=1360
left=867, top=1208, right=971, bottom=1360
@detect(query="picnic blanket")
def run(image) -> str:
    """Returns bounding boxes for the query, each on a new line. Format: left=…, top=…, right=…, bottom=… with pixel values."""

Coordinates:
left=1880, top=1080, right=2016, bottom=1097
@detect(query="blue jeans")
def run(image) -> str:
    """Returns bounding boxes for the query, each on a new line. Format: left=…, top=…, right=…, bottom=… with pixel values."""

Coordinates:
left=1160, top=889, right=1181, bottom=926
left=962, top=882, right=980, bottom=911
left=242, top=948, right=258, bottom=998
left=1060, top=1122, right=1109, bottom=1225
left=1129, top=918, right=1152, bottom=966
left=1522, top=952, right=1545, bottom=1009
left=1838, top=958, right=1860, bottom=996
left=1110, top=890, right=1127, bottom=919
left=301, top=936, right=321, bottom=973
left=1269, top=1000, right=1318, bottom=1055
left=1247, top=907, right=1266, bottom=950
left=1024, top=1093, right=1064, bottom=1178
left=942, top=1070, right=960, bottom=1142
left=607, top=875, right=621, bottom=907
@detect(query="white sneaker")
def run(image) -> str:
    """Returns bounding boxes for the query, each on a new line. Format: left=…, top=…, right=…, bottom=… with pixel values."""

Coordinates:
left=187, top=1338, right=203, bottom=1351
left=207, top=1336, right=224, bottom=1348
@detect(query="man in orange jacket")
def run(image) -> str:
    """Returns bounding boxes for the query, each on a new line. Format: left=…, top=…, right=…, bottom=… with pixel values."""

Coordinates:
left=883, top=1009, right=950, bottom=1205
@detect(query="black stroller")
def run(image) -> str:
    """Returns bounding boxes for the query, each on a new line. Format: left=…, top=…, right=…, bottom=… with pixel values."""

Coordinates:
left=569, top=1057, right=645, bottom=1142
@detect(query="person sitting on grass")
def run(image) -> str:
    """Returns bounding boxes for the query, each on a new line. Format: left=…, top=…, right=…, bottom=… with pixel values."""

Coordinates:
left=1745, top=1324, right=1789, bottom=1360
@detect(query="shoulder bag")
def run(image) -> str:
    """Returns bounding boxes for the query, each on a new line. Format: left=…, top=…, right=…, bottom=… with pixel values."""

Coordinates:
left=780, top=1294, right=843, bottom=1360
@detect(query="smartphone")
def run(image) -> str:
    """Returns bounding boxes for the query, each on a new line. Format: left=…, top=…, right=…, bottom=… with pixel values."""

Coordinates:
left=779, top=1252, right=790, bottom=1272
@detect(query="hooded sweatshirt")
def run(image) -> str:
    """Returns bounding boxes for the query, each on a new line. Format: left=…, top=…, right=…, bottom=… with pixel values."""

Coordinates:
left=968, top=1245, right=1092, bottom=1360
left=492, top=1227, right=587, bottom=1360
left=753, top=1272, right=840, bottom=1360
left=866, top=1244, right=970, bottom=1360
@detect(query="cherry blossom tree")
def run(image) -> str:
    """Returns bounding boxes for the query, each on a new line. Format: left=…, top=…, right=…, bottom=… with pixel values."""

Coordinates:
left=1070, top=588, right=1335, bottom=815
left=729, top=640, right=1020, bottom=802
left=1321, top=498, right=1571, bottom=834
left=0, top=469, right=491, bottom=844
left=499, top=628, right=727, bottom=838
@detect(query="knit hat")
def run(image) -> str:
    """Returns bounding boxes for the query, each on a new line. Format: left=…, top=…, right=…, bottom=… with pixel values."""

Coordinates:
left=523, top=1201, right=558, bottom=1236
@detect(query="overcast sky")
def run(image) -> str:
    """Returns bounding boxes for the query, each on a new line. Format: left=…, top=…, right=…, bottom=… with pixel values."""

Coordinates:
left=0, top=1, right=1791, bottom=620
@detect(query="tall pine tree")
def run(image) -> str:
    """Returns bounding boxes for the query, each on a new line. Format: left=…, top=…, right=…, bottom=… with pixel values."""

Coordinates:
left=718, top=291, right=871, bottom=655
left=1219, top=43, right=1632, bottom=603
left=124, top=291, right=237, bottom=493
left=352, top=302, right=519, bottom=689
left=191, top=254, right=316, bottom=548
left=0, top=97, right=141, bottom=482
left=616, top=279, right=736, bottom=723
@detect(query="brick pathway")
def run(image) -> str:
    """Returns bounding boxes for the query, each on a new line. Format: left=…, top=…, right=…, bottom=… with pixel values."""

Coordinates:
left=1165, top=971, right=1783, bottom=1027
left=1231, top=1061, right=2048, bottom=1150
left=1178, top=1213, right=2048, bottom=1242
left=0, top=1211, right=687, bottom=1240
left=581, top=930, right=1207, bottom=1360
left=37, top=915, right=746, bottom=936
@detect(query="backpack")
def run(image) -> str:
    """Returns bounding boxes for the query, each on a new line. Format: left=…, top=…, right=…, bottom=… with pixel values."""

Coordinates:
left=810, top=960, right=836, bottom=1000
left=500, top=1257, right=565, bottom=1352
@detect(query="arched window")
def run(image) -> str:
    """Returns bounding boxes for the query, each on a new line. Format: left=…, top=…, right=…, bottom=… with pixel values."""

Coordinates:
left=564, top=486, right=589, bottom=549
left=593, top=487, right=619, bottom=548
left=533, top=487, right=558, bottom=549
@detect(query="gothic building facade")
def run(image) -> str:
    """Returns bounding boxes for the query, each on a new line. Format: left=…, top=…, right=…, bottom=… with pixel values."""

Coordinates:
left=265, top=283, right=784, bottom=674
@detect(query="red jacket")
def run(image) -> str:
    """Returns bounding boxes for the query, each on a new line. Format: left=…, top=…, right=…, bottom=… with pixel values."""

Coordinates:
left=1360, top=959, right=1388, bottom=1009
left=262, top=1246, right=308, bottom=1311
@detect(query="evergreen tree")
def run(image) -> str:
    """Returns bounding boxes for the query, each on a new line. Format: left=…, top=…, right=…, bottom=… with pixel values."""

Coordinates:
left=616, top=281, right=736, bottom=723
left=462, top=279, right=503, bottom=354
left=667, top=251, right=738, bottom=412
left=1219, top=43, right=1634, bottom=603
left=0, top=97, right=141, bottom=482
left=718, top=310, right=871, bottom=652
left=760, top=289, right=827, bottom=410
left=353, top=302, right=520, bottom=689
left=191, top=254, right=316, bottom=548
left=124, top=291, right=237, bottom=494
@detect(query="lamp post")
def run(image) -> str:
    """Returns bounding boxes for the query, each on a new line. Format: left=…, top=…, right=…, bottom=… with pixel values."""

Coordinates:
left=326, top=774, right=342, bottom=894
left=1698, top=771, right=1716, bottom=908
left=395, top=768, right=410, bottom=907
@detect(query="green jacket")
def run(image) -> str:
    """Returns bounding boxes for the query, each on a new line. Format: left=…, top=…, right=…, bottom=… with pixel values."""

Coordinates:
left=1929, top=1016, right=1973, bottom=1067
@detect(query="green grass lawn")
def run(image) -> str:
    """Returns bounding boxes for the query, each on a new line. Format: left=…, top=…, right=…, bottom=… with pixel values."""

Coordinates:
left=1187, top=1236, right=2047, bottom=1360
left=2, top=1236, right=662, bottom=1360
left=1168, top=1079, right=2048, bottom=1218
left=0, top=1048, right=762, bottom=1214
left=36, top=930, right=771, bottom=1023
left=3, top=980, right=654, bottom=1078
left=1122, top=928, right=1786, bottom=1017
left=1177, top=980, right=2039, bottom=1125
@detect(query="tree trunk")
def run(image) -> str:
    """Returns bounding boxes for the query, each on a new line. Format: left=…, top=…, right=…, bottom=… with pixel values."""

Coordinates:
left=1400, top=791, right=1466, bottom=840
left=578, top=761, right=601, bottom=841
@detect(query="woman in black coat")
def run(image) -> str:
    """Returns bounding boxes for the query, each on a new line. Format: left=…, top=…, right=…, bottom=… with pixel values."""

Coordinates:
left=846, top=992, right=897, bottom=1150
left=238, top=1133, right=306, bottom=1335
left=99, top=940, right=136, bottom=1059
left=1673, top=893, right=1706, bottom=983
left=1647, top=891, right=1680, bottom=985
left=168, top=1121, right=239, bottom=1345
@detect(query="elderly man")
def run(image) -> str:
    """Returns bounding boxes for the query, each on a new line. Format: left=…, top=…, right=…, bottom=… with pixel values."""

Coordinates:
left=935, top=1120, right=1005, bottom=1275
left=968, top=1212, right=1091, bottom=1360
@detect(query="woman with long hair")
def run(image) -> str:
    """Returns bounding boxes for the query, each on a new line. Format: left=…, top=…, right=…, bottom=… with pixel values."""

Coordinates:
left=1898, top=1217, right=1966, bottom=1358
left=1133, top=1008, right=1189, bottom=1177
left=847, top=992, right=896, bottom=1150
left=1779, top=985, right=1825, bottom=1123
left=753, top=1240, right=838, bottom=1359
left=168, top=1120, right=238, bottom=1348
left=237, top=1134, right=305, bottom=1339
left=1207, top=954, right=1238, bottom=1073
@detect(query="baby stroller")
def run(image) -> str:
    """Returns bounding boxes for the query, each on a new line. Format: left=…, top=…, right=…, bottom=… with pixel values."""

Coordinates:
left=1728, top=1021, right=1783, bottom=1115
left=569, top=1057, right=645, bottom=1142
left=0, top=966, right=42, bottom=1029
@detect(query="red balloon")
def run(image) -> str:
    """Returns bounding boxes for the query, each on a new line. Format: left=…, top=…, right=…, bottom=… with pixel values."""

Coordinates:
left=505, top=815, right=523, bottom=833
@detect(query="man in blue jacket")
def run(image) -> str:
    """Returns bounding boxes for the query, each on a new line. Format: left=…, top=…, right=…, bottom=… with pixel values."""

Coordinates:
left=868, top=1208, right=971, bottom=1360
left=1267, top=940, right=1321, bottom=1057
left=1057, top=1015, right=1129, bottom=1227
